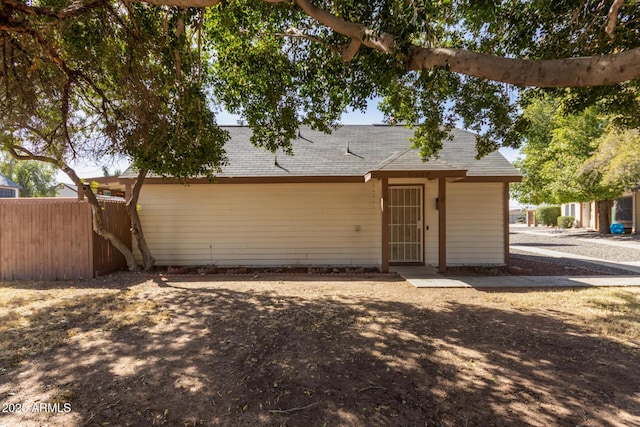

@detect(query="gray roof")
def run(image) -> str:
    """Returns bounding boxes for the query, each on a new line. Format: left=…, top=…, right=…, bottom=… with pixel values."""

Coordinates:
left=0, top=174, right=20, bottom=188
left=122, top=125, right=521, bottom=180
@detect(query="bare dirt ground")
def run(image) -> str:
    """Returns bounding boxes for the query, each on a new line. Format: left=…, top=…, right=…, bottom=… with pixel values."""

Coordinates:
left=1, top=273, right=639, bottom=427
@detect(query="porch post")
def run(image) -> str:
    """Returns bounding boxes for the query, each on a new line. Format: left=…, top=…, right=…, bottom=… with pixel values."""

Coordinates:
left=633, top=189, right=639, bottom=234
left=438, top=178, right=447, bottom=273
left=503, top=182, right=510, bottom=265
left=381, top=178, right=390, bottom=273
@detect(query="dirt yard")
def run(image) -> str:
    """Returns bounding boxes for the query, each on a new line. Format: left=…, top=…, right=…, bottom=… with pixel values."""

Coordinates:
left=1, top=273, right=639, bottom=426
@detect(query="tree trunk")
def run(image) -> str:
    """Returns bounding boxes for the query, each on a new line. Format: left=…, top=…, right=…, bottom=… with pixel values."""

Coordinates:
left=126, top=169, right=155, bottom=271
left=6, top=146, right=140, bottom=271
left=596, top=200, right=612, bottom=234
left=62, top=165, right=140, bottom=271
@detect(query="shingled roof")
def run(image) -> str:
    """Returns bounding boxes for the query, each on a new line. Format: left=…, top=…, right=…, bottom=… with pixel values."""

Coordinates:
left=0, top=174, right=20, bottom=189
left=122, top=125, right=521, bottom=181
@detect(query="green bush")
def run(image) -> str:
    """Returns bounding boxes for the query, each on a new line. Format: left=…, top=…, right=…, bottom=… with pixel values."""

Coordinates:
left=557, top=216, right=575, bottom=228
left=536, top=206, right=561, bottom=226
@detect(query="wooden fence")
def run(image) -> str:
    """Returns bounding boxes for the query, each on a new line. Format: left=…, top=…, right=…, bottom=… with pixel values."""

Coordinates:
left=0, top=198, right=131, bottom=280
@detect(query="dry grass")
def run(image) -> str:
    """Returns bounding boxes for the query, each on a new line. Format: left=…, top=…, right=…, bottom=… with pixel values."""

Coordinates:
left=483, top=287, right=640, bottom=345
left=2, top=279, right=638, bottom=372
left=0, top=283, right=165, bottom=368
left=1, top=276, right=639, bottom=427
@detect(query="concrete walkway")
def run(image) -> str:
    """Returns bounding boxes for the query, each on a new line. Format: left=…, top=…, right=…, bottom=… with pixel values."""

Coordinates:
left=391, top=267, right=640, bottom=288
left=392, top=226, right=640, bottom=288
left=391, top=266, right=640, bottom=288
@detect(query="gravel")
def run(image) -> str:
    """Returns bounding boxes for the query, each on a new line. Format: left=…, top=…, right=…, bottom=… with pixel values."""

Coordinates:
left=510, top=227, right=640, bottom=264
left=509, top=253, right=630, bottom=276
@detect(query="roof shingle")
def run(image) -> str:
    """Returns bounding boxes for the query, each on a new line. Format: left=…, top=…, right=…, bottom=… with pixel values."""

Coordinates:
left=122, top=125, right=521, bottom=180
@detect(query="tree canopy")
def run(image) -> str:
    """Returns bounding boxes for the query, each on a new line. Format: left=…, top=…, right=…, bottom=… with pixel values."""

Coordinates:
left=581, top=128, right=640, bottom=189
left=0, top=154, right=57, bottom=197
left=2, top=0, right=639, bottom=159
left=1, top=1, right=231, bottom=270
left=511, top=96, right=623, bottom=206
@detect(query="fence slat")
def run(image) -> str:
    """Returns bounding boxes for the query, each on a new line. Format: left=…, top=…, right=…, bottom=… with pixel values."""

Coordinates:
left=0, top=198, right=130, bottom=280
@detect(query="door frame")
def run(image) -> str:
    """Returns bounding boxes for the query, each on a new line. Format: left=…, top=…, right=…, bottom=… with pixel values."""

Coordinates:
left=388, top=184, right=425, bottom=265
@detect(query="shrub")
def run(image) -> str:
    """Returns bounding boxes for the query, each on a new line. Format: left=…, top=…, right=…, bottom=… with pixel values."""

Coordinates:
left=557, top=216, right=575, bottom=228
left=536, top=206, right=561, bottom=226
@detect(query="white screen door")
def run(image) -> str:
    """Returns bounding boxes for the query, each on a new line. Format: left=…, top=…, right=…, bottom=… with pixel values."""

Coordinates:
left=389, top=186, right=423, bottom=263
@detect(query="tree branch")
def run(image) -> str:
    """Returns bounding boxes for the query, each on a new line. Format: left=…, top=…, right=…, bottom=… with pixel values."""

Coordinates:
left=136, top=0, right=640, bottom=87
left=407, top=46, right=640, bottom=87
left=341, top=38, right=362, bottom=62
left=275, top=27, right=341, bottom=56
left=7, top=144, right=64, bottom=168
left=2, top=0, right=105, bottom=20
left=293, top=0, right=395, bottom=54
left=606, top=0, right=624, bottom=38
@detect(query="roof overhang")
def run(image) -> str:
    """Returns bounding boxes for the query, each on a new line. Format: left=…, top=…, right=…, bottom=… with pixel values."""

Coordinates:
left=119, top=175, right=365, bottom=185
left=364, top=169, right=467, bottom=182
left=456, top=175, right=523, bottom=183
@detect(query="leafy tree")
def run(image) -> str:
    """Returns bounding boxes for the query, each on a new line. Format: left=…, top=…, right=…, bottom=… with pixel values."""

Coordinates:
left=2, top=0, right=640, bottom=160
left=511, top=96, right=622, bottom=232
left=581, top=128, right=640, bottom=189
left=198, top=0, right=640, bottom=157
left=1, top=2, right=228, bottom=271
left=2, top=0, right=640, bottom=256
left=0, top=155, right=57, bottom=197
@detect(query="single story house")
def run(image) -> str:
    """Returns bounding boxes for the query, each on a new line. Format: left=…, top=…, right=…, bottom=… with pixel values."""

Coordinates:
left=0, top=174, right=20, bottom=198
left=120, top=125, right=522, bottom=272
left=57, top=177, right=127, bottom=199
left=562, top=189, right=640, bottom=233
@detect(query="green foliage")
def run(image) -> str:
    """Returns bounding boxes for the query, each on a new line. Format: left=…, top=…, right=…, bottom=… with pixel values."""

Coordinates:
left=511, top=95, right=623, bottom=205
left=0, top=155, right=57, bottom=198
left=536, top=206, right=561, bottom=226
left=1, top=0, right=640, bottom=162
left=198, top=0, right=640, bottom=157
left=581, top=129, right=640, bottom=189
left=557, top=216, right=575, bottom=229
left=1, top=1, right=228, bottom=180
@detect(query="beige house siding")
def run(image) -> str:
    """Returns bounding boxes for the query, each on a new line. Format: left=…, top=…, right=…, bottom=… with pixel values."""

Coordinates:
left=424, top=180, right=440, bottom=265
left=136, top=182, right=382, bottom=266
left=445, top=182, right=505, bottom=265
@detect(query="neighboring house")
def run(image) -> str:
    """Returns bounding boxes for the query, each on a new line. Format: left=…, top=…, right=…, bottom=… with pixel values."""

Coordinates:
left=55, top=177, right=126, bottom=199
left=509, top=208, right=525, bottom=224
left=561, top=201, right=587, bottom=228
left=120, top=125, right=522, bottom=272
left=56, top=182, right=78, bottom=198
left=0, top=174, right=20, bottom=198
left=562, top=190, right=639, bottom=232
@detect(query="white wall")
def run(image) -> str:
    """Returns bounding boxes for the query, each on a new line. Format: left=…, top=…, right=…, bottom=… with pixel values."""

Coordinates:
left=446, top=182, right=505, bottom=265
left=388, top=179, right=506, bottom=266
left=136, top=182, right=382, bottom=266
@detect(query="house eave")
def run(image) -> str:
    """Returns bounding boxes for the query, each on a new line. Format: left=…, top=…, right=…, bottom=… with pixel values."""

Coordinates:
left=364, top=169, right=468, bottom=182
left=119, top=175, right=366, bottom=185
left=456, top=175, right=523, bottom=183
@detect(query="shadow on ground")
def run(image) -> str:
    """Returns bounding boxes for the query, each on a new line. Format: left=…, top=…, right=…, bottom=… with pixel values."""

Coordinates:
left=1, top=276, right=638, bottom=426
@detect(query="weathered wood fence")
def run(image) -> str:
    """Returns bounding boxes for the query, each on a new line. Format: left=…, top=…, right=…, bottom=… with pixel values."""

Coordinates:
left=0, top=198, right=131, bottom=280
